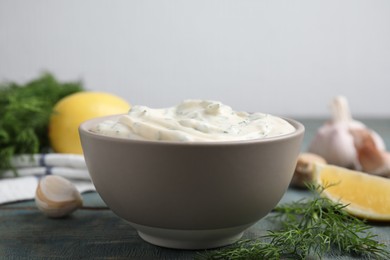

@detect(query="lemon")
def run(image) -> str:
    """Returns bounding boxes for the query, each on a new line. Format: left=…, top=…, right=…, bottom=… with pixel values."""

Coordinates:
left=49, top=91, right=130, bottom=154
left=314, top=163, right=390, bottom=221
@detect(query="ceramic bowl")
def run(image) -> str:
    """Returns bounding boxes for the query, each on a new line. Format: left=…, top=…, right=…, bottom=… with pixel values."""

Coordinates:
left=79, top=115, right=304, bottom=249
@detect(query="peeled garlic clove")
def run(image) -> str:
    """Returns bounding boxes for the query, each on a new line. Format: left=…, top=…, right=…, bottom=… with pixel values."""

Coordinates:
left=290, top=153, right=327, bottom=188
left=35, top=175, right=83, bottom=218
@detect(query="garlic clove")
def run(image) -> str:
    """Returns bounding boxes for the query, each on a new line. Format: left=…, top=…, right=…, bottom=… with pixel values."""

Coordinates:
left=367, top=129, right=386, bottom=152
left=290, top=153, right=327, bottom=188
left=350, top=128, right=390, bottom=177
left=35, top=175, right=83, bottom=218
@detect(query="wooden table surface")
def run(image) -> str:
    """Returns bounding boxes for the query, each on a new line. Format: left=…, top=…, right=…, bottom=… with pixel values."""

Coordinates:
left=1, top=118, right=390, bottom=259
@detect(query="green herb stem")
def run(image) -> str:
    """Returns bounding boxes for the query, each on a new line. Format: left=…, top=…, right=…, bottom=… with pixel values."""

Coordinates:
left=200, top=185, right=390, bottom=259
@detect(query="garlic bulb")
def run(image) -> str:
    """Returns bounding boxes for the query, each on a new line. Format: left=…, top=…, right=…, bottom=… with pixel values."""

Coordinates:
left=308, top=96, right=386, bottom=169
left=35, top=175, right=83, bottom=218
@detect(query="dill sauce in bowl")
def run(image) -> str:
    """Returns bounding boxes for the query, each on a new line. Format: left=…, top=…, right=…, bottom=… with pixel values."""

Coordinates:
left=79, top=100, right=304, bottom=249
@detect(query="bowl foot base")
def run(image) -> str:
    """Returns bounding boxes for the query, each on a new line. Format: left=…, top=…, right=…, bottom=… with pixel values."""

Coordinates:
left=130, top=222, right=253, bottom=249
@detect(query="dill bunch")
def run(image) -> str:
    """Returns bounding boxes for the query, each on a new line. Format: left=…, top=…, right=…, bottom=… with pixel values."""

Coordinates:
left=0, top=73, right=83, bottom=171
left=200, top=185, right=390, bottom=259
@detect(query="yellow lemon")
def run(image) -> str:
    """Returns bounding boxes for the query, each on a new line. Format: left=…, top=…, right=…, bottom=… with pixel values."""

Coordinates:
left=314, top=163, right=390, bottom=221
left=49, top=91, right=130, bottom=154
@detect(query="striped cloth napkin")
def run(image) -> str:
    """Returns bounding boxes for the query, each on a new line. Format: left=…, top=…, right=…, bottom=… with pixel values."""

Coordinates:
left=0, top=154, right=95, bottom=204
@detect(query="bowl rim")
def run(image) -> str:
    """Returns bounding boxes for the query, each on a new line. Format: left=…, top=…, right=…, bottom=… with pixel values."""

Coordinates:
left=79, top=114, right=305, bottom=146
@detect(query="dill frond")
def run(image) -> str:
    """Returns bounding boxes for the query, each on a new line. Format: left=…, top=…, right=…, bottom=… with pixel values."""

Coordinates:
left=199, top=185, right=390, bottom=259
left=0, top=73, right=83, bottom=172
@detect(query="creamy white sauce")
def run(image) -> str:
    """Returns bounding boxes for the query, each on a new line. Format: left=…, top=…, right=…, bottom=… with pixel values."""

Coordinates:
left=90, top=100, right=295, bottom=142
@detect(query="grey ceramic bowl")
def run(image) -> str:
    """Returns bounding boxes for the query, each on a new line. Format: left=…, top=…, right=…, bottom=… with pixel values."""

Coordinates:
left=79, top=115, right=304, bottom=249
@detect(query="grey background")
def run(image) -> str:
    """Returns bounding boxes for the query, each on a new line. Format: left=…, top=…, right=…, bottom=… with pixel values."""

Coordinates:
left=1, top=0, right=389, bottom=117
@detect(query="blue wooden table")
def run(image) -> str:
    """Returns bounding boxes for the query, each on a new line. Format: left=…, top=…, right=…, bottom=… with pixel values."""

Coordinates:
left=1, top=119, right=390, bottom=259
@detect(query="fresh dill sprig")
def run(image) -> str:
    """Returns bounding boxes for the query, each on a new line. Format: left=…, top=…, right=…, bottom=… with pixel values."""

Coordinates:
left=0, top=73, right=83, bottom=172
left=199, top=184, right=390, bottom=259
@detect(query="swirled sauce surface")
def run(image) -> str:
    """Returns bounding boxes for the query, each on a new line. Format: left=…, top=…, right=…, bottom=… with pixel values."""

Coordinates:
left=90, top=100, right=295, bottom=142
